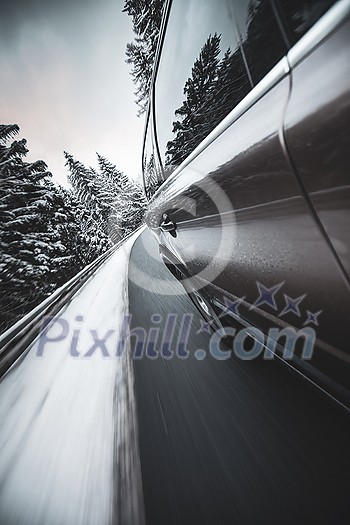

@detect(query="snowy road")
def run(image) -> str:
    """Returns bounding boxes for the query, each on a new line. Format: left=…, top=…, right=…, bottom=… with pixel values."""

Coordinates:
left=0, top=231, right=145, bottom=525
left=0, top=227, right=350, bottom=525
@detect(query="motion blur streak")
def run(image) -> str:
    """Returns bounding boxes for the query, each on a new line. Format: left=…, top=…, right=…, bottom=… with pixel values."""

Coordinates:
left=0, top=232, right=145, bottom=525
left=128, top=230, right=350, bottom=525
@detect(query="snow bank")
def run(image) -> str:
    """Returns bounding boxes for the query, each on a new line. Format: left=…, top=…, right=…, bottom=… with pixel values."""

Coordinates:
left=0, top=230, right=145, bottom=525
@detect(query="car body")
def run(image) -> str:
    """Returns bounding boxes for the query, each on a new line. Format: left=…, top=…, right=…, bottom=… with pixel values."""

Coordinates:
left=142, top=0, right=350, bottom=408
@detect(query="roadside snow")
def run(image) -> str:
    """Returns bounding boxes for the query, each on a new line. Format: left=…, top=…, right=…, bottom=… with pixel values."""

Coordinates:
left=0, top=230, right=145, bottom=525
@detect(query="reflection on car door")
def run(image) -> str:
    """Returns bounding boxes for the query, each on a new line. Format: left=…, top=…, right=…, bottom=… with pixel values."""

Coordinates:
left=145, top=0, right=350, bottom=406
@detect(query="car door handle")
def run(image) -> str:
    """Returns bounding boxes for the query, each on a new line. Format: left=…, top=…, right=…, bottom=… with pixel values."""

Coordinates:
left=160, top=214, right=177, bottom=234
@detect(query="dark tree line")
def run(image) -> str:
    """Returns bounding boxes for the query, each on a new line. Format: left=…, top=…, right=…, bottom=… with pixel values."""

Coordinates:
left=124, top=0, right=291, bottom=177
left=124, top=0, right=165, bottom=115
left=1, top=2, right=166, bottom=333
left=0, top=124, right=145, bottom=333
left=165, top=0, right=291, bottom=168
left=165, top=32, right=251, bottom=168
left=0, top=124, right=95, bottom=331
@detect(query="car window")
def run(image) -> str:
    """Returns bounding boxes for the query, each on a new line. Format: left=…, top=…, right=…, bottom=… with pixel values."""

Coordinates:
left=233, top=0, right=288, bottom=85
left=276, top=0, right=338, bottom=45
left=143, top=110, right=162, bottom=198
left=154, top=0, right=252, bottom=173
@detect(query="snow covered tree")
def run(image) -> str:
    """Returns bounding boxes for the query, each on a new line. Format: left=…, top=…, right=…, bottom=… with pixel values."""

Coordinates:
left=56, top=186, right=108, bottom=265
left=0, top=124, right=101, bottom=332
left=96, top=154, right=130, bottom=197
left=123, top=0, right=165, bottom=115
left=64, top=152, right=96, bottom=206
left=143, top=152, right=163, bottom=198
left=66, top=152, right=146, bottom=243
left=96, top=154, right=146, bottom=241
left=64, top=152, right=112, bottom=246
left=109, top=173, right=146, bottom=239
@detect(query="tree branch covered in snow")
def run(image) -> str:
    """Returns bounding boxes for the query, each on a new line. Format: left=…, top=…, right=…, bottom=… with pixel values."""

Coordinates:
left=65, top=152, right=146, bottom=243
left=0, top=124, right=103, bottom=332
left=123, top=0, right=165, bottom=116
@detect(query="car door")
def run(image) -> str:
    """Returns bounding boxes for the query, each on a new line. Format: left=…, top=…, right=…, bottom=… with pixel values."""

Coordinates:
left=283, top=0, right=350, bottom=279
left=145, top=0, right=350, bottom=406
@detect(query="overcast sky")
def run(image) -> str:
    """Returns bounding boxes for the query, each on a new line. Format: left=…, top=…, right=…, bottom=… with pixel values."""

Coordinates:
left=0, top=0, right=144, bottom=186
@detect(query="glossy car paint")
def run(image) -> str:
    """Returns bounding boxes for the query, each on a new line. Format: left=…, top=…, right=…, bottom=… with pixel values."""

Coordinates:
left=144, top=2, right=350, bottom=407
left=285, top=17, right=350, bottom=279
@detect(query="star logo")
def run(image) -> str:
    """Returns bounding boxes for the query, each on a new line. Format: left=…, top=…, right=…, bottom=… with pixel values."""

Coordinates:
left=219, top=295, right=246, bottom=320
left=196, top=319, right=213, bottom=334
left=304, top=310, right=322, bottom=326
left=279, top=294, right=306, bottom=317
left=252, top=281, right=284, bottom=310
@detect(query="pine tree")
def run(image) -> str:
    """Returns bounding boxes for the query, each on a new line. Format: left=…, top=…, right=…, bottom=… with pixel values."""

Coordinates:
left=56, top=186, right=108, bottom=265
left=110, top=182, right=146, bottom=239
left=97, top=156, right=146, bottom=241
left=66, top=152, right=146, bottom=243
left=242, top=0, right=288, bottom=85
left=97, top=154, right=130, bottom=193
left=143, top=152, right=163, bottom=197
left=165, top=34, right=222, bottom=167
left=0, top=126, right=54, bottom=328
left=0, top=124, right=100, bottom=332
left=64, top=151, right=111, bottom=245
left=123, top=0, right=165, bottom=115
left=165, top=33, right=252, bottom=168
left=211, top=46, right=250, bottom=126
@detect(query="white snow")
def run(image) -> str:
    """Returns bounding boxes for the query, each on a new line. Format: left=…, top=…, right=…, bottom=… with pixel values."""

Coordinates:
left=0, top=229, right=145, bottom=525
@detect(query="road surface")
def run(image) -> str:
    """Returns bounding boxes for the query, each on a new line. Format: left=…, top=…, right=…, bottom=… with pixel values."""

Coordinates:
left=0, top=227, right=349, bottom=525
left=129, top=229, right=350, bottom=525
